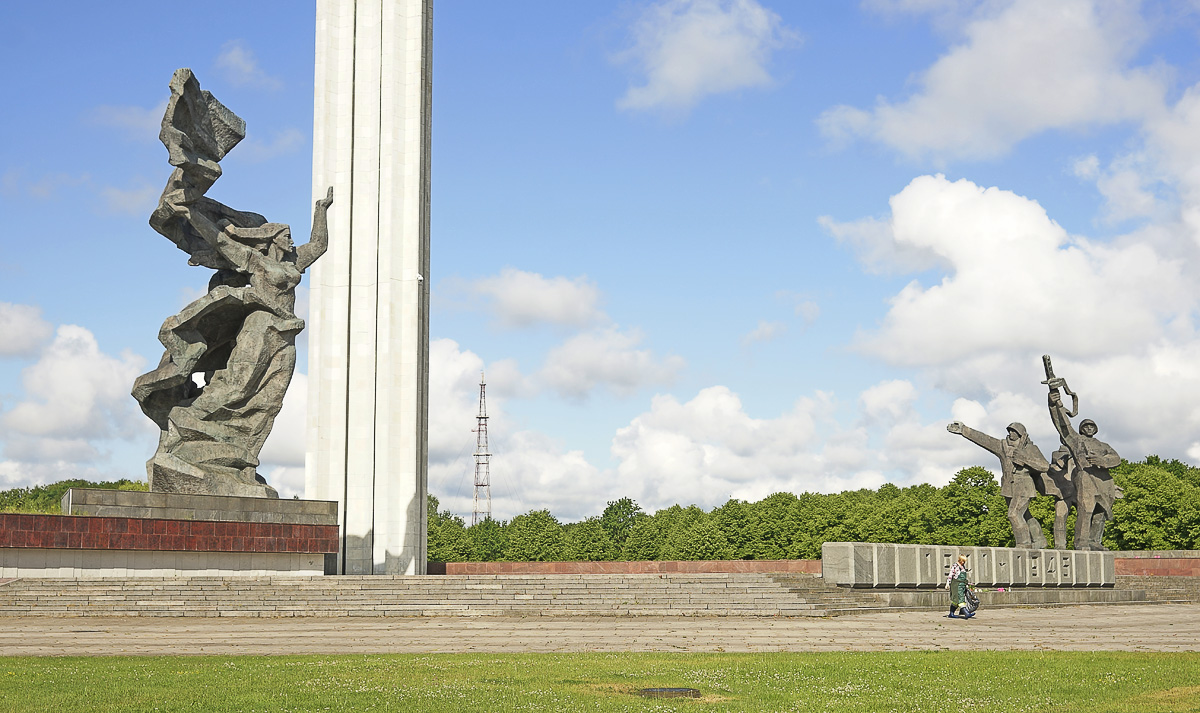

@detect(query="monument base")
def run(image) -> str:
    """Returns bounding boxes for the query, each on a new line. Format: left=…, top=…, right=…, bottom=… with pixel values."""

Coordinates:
left=0, top=489, right=339, bottom=578
left=822, top=542, right=1114, bottom=588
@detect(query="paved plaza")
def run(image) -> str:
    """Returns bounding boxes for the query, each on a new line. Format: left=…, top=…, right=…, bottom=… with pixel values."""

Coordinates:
left=0, top=604, right=1196, bottom=656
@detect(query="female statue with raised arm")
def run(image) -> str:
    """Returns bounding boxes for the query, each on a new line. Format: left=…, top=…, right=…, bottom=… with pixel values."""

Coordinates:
left=132, top=69, right=332, bottom=497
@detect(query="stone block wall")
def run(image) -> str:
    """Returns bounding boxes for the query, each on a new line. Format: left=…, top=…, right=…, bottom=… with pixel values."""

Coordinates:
left=822, top=542, right=1115, bottom=588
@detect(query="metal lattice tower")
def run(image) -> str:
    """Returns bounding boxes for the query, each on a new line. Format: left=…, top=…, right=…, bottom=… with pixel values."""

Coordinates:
left=472, top=372, right=492, bottom=526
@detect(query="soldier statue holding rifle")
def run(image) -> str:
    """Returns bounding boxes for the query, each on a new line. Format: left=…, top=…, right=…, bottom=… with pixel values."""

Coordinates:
left=1042, top=355, right=1121, bottom=551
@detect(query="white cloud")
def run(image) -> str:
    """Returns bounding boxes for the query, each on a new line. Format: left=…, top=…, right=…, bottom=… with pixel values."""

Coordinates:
left=826, top=174, right=1191, bottom=365
left=262, top=465, right=305, bottom=500
left=864, top=0, right=974, bottom=14
left=0, top=323, right=152, bottom=490
left=1073, top=153, right=1160, bottom=223
left=610, top=386, right=890, bottom=511
left=538, top=327, right=684, bottom=399
left=428, top=338, right=491, bottom=464
left=616, top=0, right=796, bottom=113
left=215, top=40, right=283, bottom=90
left=817, top=214, right=945, bottom=274
left=89, top=100, right=167, bottom=141
left=0, top=302, right=54, bottom=357
left=258, top=372, right=306, bottom=469
left=741, top=319, right=786, bottom=346
left=860, top=379, right=918, bottom=424
left=1, top=435, right=101, bottom=464
left=469, top=268, right=606, bottom=329
left=819, top=0, right=1165, bottom=160
left=426, top=338, right=606, bottom=521
left=3, top=325, right=145, bottom=440
left=0, top=460, right=125, bottom=489
left=794, top=300, right=820, bottom=324
left=100, top=182, right=160, bottom=216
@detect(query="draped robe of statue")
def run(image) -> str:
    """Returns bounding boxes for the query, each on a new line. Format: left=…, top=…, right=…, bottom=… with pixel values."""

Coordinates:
left=132, top=69, right=332, bottom=497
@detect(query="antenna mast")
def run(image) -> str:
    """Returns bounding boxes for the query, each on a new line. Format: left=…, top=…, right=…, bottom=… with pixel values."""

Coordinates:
left=472, top=372, right=492, bottom=526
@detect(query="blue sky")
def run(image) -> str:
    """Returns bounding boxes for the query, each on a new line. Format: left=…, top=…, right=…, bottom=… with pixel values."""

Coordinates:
left=3, top=0, right=1200, bottom=521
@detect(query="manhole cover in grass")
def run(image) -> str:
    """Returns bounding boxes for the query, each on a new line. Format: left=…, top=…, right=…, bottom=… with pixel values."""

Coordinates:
left=638, top=688, right=701, bottom=699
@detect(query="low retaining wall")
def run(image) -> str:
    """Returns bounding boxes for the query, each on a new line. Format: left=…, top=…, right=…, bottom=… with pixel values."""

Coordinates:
left=1114, top=551, right=1200, bottom=577
left=822, top=542, right=1115, bottom=588
left=428, top=559, right=822, bottom=575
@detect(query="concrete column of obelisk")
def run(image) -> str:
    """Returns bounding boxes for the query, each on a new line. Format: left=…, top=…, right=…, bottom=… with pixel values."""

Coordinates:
left=307, top=0, right=432, bottom=575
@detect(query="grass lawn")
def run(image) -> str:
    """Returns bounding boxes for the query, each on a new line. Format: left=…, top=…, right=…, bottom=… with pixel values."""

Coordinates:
left=0, top=651, right=1197, bottom=712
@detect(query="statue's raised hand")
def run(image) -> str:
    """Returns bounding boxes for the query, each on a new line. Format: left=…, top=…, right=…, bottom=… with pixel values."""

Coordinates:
left=316, top=186, right=334, bottom=211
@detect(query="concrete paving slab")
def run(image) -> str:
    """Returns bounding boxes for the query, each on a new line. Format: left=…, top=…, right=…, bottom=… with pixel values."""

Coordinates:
left=0, top=604, right=1196, bottom=656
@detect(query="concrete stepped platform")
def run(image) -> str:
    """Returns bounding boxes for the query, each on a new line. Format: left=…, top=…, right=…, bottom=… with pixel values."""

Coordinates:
left=0, top=571, right=1177, bottom=618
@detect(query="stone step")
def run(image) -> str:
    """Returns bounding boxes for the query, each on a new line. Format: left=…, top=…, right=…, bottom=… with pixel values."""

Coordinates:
left=0, top=572, right=1184, bottom=618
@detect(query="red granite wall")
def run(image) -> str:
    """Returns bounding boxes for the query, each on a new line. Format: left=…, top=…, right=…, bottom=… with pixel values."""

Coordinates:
left=0, top=513, right=338, bottom=554
left=1115, top=558, right=1200, bottom=577
left=427, top=559, right=822, bottom=575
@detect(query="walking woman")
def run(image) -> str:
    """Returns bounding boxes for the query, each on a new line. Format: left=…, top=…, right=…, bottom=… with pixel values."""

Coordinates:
left=947, top=554, right=974, bottom=619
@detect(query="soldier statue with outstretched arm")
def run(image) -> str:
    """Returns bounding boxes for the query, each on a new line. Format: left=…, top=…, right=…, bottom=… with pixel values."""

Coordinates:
left=1043, top=356, right=1121, bottom=551
left=947, top=421, right=1050, bottom=549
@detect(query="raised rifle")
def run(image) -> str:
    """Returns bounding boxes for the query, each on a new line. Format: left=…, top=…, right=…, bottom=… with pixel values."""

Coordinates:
left=1041, top=354, right=1079, bottom=418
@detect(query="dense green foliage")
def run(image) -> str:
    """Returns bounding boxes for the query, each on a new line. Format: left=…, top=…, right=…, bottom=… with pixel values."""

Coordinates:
left=1, top=651, right=1198, bottom=712
left=430, top=457, right=1200, bottom=562
left=5, top=455, right=1197, bottom=561
left=0, top=479, right=147, bottom=514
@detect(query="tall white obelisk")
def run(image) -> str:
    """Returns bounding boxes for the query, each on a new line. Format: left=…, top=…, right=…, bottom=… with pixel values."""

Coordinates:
left=306, top=0, right=432, bottom=575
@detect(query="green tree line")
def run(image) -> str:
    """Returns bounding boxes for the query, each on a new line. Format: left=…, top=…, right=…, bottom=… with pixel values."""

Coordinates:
left=429, top=456, right=1200, bottom=562
left=0, top=479, right=147, bottom=514
left=3, top=457, right=1195, bottom=560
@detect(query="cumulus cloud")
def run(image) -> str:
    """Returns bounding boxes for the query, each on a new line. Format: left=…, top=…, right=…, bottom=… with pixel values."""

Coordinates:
left=426, top=338, right=605, bottom=521
left=860, top=379, right=918, bottom=424
left=864, top=0, right=974, bottom=14
left=468, top=268, right=606, bottom=329
left=819, top=0, right=1165, bottom=160
left=825, top=174, right=1191, bottom=365
left=0, top=303, right=54, bottom=357
left=1073, top=153, right=1160, bottom=224
left=538, top=327, right=685, bottom=399
left=817, top=214, right=946, bottom=275
left=0, top=460, right=127, bottom=489
left=0, top=323, right=150, bottom=489
left=822, top=129, right=1200, bottom=470
left=616, top=0, right=797, bottom=113
left=258, top=372, right=306, bottom=469
left=215, top=40, right=283, bottom=90
left=3, top=325, right=145, bottom=440
left=610, top=386, right=894, bottom=511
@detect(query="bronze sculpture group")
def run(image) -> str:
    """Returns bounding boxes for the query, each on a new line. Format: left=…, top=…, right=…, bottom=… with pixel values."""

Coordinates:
left=947, top=355, right=1121, bottom=551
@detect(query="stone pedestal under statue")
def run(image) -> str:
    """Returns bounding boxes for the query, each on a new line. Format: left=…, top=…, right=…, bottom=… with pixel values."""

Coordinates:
left=0, top=489, right=339, bottom=578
